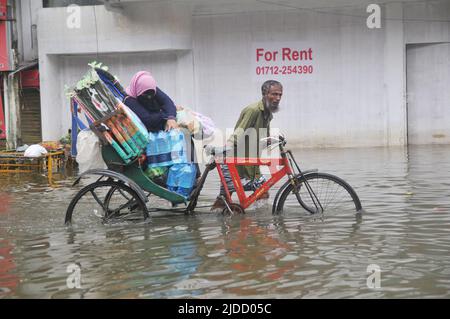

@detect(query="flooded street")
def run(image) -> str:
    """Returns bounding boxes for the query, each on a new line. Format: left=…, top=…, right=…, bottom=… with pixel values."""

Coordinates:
left=1, top=145, right=450, bottom=299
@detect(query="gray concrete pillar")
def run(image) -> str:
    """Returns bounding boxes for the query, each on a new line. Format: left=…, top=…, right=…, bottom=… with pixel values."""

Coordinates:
left=383, top=3, right=407, bottom=146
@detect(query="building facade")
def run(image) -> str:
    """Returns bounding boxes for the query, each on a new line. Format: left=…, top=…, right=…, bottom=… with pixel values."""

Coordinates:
left=1, top=0, right=41, bottom=148
left=3, top=0, right=450, bottom=149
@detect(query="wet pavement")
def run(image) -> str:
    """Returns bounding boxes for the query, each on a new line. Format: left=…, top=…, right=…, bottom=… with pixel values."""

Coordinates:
left=0, top=145, right=450, bottom=298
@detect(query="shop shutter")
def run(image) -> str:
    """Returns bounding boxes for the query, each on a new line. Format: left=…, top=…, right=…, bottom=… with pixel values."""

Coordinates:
left=20, top=88, right=42, bottom=144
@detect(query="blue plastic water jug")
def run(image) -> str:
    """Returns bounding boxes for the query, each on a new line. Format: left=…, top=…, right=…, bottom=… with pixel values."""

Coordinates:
left=157, top=131, right=170, bottom=154
left=167, top=164, right=180, bottom=193
left=146, top=130, right=187, bottom=167
left=147, top=131, right=158, bottom=155
left=167, top=163, right=197, bottom=198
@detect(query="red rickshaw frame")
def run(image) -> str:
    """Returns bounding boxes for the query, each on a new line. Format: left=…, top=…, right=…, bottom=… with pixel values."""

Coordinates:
left=216, top=156, right=293, bottom=210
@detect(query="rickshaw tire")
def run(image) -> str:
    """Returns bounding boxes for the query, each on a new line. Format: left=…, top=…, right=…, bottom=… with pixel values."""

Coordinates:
left=65, top=180, right=149, bottom=225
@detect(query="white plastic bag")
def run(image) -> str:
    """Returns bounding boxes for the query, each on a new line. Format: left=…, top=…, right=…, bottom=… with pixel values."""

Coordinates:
left=176, top=106, right=216, bottom=139
left=176, top=108, right=201, bottom=135
left=76, top=129, right=107, bottom=173
left=24, top=144, right=48, bottom=157
left=191, top=110, right=216, bottom=139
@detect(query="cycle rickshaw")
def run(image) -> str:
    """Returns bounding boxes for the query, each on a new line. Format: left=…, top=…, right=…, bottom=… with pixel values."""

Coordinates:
left=65, top=67, right=362, bottom=226
left=65, top=134, right=362, bottom=226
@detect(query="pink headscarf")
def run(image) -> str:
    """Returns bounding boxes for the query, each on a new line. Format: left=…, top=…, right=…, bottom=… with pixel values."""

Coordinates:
left=125, top=71, right=157, bottom=98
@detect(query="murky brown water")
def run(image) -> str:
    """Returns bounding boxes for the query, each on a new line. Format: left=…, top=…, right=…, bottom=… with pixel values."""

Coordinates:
left=1, top=145, right=450, bottom=298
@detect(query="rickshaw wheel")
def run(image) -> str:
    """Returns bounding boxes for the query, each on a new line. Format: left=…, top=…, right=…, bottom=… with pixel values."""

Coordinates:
left=65, top=180, right=149, bottom=226
left=222, top=203, right=245, bottom=215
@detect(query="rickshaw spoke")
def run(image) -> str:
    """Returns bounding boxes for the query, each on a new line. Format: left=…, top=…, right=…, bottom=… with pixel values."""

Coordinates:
left=89, top=189, right=107, bottom=213
left=116, top=187, right=132, bottom=201
left=109, top=199, right=137, bottom=216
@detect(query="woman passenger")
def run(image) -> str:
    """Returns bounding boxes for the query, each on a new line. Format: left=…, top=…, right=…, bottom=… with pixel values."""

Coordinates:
left=123, top=71, right=178, bottom=132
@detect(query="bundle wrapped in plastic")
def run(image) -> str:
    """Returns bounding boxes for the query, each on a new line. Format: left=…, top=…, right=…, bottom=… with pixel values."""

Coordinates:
left=146, top=130, right=188, bottom=168
left=75, top=129, right=107, bottom=173
left=23, top=144, right=48, bottom=158
left=145, top=130, right=198, bottom=197
left=176, top=107, right=201, bottom=135
left=176, top=106, right=216, bottom=139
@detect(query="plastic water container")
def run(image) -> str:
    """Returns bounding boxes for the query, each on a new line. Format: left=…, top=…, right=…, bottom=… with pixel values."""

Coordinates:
left=157, top=131, right=170, bottom=155
left=177, top=164, right=197, bottom=197
left=168, top=130, right=186, bottom=163
left=146, top=130, right=187, bottom=167
left=167, top=163, right=197, bottom=198
left=166, top=163, right=179, bottom=193
left=147, top=131, right=158, bottom=156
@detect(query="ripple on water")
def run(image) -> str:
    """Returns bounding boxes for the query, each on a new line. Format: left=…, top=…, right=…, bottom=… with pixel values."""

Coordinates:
left=2, top=146, right=450, bottom=297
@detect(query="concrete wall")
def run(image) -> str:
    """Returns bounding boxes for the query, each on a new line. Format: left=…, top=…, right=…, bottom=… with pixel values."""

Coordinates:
left=57, top=52, right=180, bottom=135
left=406, top=43, right=450, bottom=145
left=404, top=1, right=450, bottom=44
left=403, top=1, right=450, bottom=145
left=16, top=0, right=41, bottom=62
left=192, top=5, right=405, bottom=148
left=35, top=1, right=450, bottom=147
left=38, top=3, right=192, bottom=55
left=37, top=2, right=193, bottom=140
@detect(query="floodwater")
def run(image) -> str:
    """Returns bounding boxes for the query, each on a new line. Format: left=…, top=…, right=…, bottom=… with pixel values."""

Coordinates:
left=0, top=145, right=450, bottom=299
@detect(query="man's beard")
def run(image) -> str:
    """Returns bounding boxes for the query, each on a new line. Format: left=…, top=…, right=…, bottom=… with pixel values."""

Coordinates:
left=268, top=104, right=279, bottom=113
left=264, top=98, right=280, bottom=113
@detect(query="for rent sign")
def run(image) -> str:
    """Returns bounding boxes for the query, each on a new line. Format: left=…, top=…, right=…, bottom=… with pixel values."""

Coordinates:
left=252, top=43, right=315, bottom=81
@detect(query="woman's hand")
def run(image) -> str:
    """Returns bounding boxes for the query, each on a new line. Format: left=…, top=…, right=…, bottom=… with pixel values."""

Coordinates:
left=165, top=119, right=179, bottom=131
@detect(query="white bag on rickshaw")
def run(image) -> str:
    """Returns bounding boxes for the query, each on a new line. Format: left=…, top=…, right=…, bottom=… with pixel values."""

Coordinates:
left=176, top=106, right=216, bottom=140
left=76, top=129, right=107, bottom=173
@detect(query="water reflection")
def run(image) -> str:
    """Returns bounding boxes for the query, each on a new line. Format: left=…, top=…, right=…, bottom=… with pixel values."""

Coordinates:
left=0, top=145, right=450, bottom=298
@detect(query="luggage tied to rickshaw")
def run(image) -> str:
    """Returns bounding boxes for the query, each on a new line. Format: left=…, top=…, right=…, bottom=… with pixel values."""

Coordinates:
left=145, top=130, right=197, bottom=198
left=66, top=62, right=149, bottom=164
left=67, top=62, right=197, bottom=198
left=146, top=130, right=187, bottom=167
left=176, top=106, right=216, bottom=140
